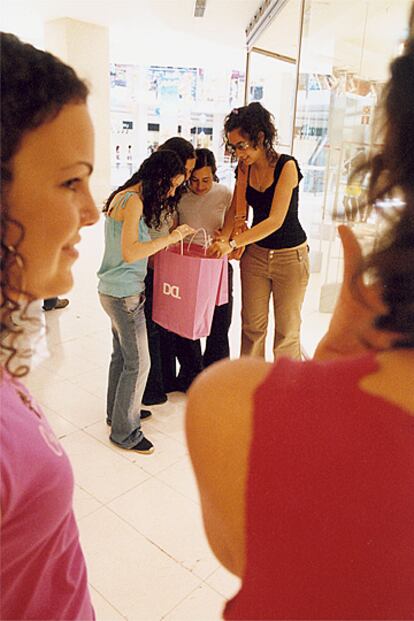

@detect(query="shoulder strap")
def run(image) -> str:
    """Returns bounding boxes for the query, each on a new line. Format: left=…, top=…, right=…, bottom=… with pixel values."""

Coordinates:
left=274, top=153, right=287, bottom=177
left=235, top=162, right=248, bottom=221
left=109, top=191, right=135, bottom=216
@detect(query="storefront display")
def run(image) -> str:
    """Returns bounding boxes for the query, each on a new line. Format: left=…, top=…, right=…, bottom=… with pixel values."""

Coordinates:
left=245, top=0, right=411, bottom=329
left=109, top=61, right=246, bottom=187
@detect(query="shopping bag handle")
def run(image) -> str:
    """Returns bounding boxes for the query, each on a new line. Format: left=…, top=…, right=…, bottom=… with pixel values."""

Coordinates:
left=168, top=229, right=184, bottom=255
left=187, top=228, right=211, bottom=255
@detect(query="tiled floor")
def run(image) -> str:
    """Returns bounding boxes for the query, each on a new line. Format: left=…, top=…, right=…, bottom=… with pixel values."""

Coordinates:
left=22, top=216, right=333, bottom=620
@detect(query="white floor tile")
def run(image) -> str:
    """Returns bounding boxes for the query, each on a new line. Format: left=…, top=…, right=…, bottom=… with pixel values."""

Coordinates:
left=34, top=380, right=105, bottom=428
left=41, top=405, right=78, bottom=439
left=73, top=485, right=103, bottom=521
left=109, top=477, right=219, bottom=580
left=60, top=431, right=150, bottom=504
left=89, top=586, right=126, bottom=621
left=39, top=344, right=101, bottom=380
left=156, top=455, right=200, bottom=504
left=69, top=365, right=109, bottom=399
left=43, top=309, right=109, bottom=346
left=82, top=332, right=114, bottom=360
left=163, top=583, right=226, bottom=621
left=205, top=566, right=241, bottom=600
left=147, top=409, right=187, bottom=446
left=20, top=363, right=58, bottom=392
left=79, top=507, right=200, bottom=621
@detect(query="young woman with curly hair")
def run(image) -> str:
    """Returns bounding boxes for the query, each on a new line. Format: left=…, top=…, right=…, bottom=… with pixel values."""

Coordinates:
left=98, top=151, right=193, bottom=453
left=187, top=6, right=414, bottom=618
left=174, top=148, right=233, bottom=392
left=0, top=32, right=99, bottom=620
left=142, top=137, right=196, bottom=405
left=209, top=102, right=309, bottom=360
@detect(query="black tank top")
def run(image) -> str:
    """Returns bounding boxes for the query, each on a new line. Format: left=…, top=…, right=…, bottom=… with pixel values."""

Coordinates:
left=245, top=154, right=307, bottom=249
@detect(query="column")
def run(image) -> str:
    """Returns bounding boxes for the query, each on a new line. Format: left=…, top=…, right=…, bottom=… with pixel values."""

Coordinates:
left=45, top=18, right=111, bottom=204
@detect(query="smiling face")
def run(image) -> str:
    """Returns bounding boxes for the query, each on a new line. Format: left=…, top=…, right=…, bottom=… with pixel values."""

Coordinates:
left=226, top=128, right=264, bottom=166
left=189, top=166, right=214, bottom=196
left=6, top=103, right=99, bottom=300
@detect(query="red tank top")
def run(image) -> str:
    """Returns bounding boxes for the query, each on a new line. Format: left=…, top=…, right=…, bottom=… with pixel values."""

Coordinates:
left=224, top=354, right=414, bottom=620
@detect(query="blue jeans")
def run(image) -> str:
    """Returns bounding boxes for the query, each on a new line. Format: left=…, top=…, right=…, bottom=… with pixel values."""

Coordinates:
left=99, top=292, right=150, bottom=448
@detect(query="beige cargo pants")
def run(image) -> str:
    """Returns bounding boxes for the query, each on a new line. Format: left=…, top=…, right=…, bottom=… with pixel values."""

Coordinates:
left=240, top=243, right=309, bottom=360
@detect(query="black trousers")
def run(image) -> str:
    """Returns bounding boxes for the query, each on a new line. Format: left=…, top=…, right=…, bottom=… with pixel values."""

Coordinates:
left=175, top=262, right=233, bottom=390
left=143, top=268, right=177, bottom=402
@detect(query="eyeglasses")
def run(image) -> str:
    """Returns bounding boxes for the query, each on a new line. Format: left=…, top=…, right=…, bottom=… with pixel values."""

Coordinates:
left=226, top=141, right=250, bottom=155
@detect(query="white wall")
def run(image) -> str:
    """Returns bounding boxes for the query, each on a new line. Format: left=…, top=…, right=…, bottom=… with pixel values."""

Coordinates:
left=45, top=18, right=111, bottom=205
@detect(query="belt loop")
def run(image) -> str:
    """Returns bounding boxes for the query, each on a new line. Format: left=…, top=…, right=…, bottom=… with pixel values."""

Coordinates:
left=297, top=248, right=302, bottom=261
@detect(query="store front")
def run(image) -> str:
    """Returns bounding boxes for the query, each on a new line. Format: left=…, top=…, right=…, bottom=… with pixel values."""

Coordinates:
left=109, top=61, right=246, bottom=189
left=245, top=0, right=411, bottom=347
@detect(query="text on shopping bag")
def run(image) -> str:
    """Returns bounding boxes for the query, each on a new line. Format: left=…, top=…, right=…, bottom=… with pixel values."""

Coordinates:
left=162, top=282, right=181, bottom=299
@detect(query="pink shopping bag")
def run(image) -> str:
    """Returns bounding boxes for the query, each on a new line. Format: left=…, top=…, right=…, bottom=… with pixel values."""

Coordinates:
left=183, top=242, right=229, bottom=307
left=153, top=243, right=228, bottom=340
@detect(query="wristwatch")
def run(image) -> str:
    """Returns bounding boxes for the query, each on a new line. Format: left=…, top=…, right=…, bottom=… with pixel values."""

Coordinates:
left=229, top=239, right=237, bottom=250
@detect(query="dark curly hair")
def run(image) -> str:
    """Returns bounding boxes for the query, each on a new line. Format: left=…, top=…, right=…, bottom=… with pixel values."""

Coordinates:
left=103, top=150, right=185, bottom=229
left=1, top=32, right=89, bottom=377
left=193, top=148, right=219, bottom=182
left=158, top=137, right=195, bottom=165
left=357, top=6, right=414, bottom=349
left=224, top=102, right=278, bottom=164
left=158, top=136, right=195, bottom=198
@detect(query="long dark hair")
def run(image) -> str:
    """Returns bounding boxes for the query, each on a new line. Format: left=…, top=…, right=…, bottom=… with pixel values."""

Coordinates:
left=158, top=137, right=195, bottom=165
left=224, top=102, right=278, bottom=164
left=0, top=32, right=89, bottom=377
left=193, top=148, right=219, bottom=182
left=158, top=136, right=195, bottom=197
left=358, top=5, right=414, bottom=349
left=103, top=150, right=185, bottom=229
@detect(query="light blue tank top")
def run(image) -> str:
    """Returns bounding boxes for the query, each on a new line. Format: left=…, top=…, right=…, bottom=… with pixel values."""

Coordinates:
left=97, top=191, right=151, bottom=297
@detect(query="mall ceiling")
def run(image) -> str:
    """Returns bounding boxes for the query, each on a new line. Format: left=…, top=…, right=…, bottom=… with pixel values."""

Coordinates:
left=2, top=0, right=263, bottom=48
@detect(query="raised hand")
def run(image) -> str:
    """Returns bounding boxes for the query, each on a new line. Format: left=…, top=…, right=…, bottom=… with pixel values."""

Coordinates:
left=314, top=225, right=397, bottom=360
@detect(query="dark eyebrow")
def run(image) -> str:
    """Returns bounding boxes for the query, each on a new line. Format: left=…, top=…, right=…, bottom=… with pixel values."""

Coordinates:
left=61, top=162, right=94, bottom=174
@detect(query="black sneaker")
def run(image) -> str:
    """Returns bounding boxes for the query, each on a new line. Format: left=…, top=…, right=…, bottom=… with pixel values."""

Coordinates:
left=130, top=436, right=154, bottom=454
left=106, top=409, right=152, bottom=426
left=43, top=297, right=69, bottom=311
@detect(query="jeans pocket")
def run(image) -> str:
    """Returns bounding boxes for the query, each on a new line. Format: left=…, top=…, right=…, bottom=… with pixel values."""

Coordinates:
left=298, top=248, right=310, bottom=279
left=123, top=293, right=145, bottom=315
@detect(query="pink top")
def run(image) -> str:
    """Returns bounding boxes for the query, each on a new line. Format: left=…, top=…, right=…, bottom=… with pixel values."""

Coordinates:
left=0, top=371, right=94, bottom=620
left=224, top=354, right=414, bottom=620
